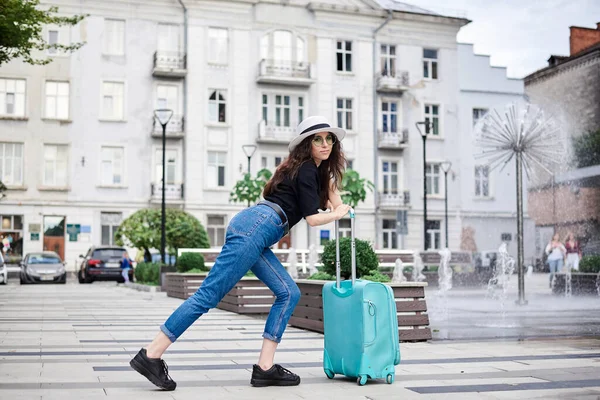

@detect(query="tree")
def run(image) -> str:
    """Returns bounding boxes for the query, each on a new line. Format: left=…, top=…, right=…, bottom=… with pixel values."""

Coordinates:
left=572, top=129, right=600, bottom=169
left=0, top=0, right=86, bottom=66
left=341, top=169, right=375, bottom=208
left=230, top=168, right=273, bottom=207
left=115, top=209, right=210, bottom=264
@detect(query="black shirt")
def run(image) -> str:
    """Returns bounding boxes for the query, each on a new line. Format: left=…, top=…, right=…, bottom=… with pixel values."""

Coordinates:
left=264, top=161, right=321, bottom=229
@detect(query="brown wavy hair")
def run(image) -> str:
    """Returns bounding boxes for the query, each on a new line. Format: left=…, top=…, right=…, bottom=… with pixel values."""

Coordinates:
left=263, top=134, right=346, bottom=209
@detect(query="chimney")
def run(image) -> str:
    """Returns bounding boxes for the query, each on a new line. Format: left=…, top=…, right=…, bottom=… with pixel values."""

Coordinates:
left=569, top=23, right=600, bottom=56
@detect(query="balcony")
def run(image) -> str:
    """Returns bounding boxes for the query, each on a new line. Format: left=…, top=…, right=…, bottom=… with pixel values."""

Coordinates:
left=376, top=71, right=409, bottom=93
left=257, top=120, right=296, bottom=144
left=256, top=59, right=314, bottom=86
left=150, top=183, right=184, bottom=203
left=378, top=190, right=411, bottom=209
left=151, top=114, right=184, bottom=139
left=378, top=129, right=409, bottom=150
left=152, top=51, right=187, bottom=78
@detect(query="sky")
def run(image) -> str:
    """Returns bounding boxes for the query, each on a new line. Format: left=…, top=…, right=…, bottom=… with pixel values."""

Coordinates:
left=401, top=0, right=600, bottom=78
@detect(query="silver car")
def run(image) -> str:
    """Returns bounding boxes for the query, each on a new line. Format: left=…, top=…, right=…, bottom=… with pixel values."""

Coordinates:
left=20, top=252, right=67, bottom=284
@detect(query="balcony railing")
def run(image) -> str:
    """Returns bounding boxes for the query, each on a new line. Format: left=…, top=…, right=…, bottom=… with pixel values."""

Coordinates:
left=152, top=51, right=187, bottom=78
left=150, top=183, right=184, bottom=201
left=152, top=114, right=184, bottom=139
left=376, top=71, right=409, bottom=92
left=257, top=119, right=296, bottom=143
left=378, top=190, right=410, bottom=208
left=378, top=128, right=409, bottom=149
left=257, top=59, right=314, bottom=86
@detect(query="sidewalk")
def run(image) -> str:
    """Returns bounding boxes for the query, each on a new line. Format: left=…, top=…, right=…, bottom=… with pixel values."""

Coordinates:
left=0, top=279, right=599, bottom=399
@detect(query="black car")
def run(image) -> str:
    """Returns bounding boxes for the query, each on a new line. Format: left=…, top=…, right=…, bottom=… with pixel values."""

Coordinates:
left=78, top=246, right=133, bottom=283
left=20, top=251, right=67, bottom=284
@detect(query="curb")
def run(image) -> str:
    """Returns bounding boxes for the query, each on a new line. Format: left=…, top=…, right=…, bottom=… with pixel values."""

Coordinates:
left=120, top=282, right=161, bottom=293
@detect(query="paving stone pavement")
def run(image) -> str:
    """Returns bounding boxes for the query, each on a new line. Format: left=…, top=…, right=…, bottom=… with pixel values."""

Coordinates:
left=0, top=278, right=599, bottom=400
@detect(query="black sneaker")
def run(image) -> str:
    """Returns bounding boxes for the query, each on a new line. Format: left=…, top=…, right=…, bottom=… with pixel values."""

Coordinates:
left=250, top=364, right=301, bottom=387
left=129, top=348, right=177, bottom=391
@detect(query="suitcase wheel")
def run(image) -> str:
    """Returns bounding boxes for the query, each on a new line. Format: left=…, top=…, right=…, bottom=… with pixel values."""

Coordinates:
left=324, top=369, right=334, bottom=379
left=357, top=375, right=368, bottom=386
left=386, top=373, right=394, bottom=384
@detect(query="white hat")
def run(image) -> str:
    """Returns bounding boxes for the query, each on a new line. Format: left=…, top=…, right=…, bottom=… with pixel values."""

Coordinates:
left=288, top=116, right=346, bottom=152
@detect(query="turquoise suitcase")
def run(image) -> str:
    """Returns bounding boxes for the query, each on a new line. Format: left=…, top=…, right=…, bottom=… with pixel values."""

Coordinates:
left=322, top=210, right=401, bottom=386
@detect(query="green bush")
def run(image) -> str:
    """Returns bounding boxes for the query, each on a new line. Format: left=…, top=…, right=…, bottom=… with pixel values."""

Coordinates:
left=308, top=272, right=335, bottom=280
left=579, top=255, right=600, bottom=273
left=177, top=252, right=206, bottom=273
left=321, top=237, right=379, bottom=279
left=134, top=262, right=160, bottom=285
left=361, top=270, right=391, bottom=283
left=185, top=268, right=208, bottom=274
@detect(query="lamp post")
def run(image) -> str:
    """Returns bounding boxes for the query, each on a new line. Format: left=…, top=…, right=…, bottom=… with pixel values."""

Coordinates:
left=242, top=144, right=257, bottom=207
left=415, top=120, right=431, bottom=251
left=154, top=108, right=173, bottom=266
left=440, top=161, right=452, bottom=249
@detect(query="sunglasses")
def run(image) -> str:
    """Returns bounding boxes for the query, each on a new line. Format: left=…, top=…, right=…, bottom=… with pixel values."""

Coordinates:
left=312, top=134, right=336, bottom=146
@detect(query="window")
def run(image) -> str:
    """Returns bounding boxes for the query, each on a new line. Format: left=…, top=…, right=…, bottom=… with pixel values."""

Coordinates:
left=262, top=93, right=305, bottom=128
left=100, top=146, right=124, bottom=186
left=261, top=155, right=285, bottom=171
left=426, top=163, right=440, bottom=195
left=104, top=19, right=125, bottom=55
left=339, top=219, right=351, bottom=238
left=336, top=40, right=352, bottom=72
left=0, top=142, right=23, bottom=185
left=207, top=151, right=226, bottom=187
left=157, top=23, right=180, bottom=52
left=380, top=44, right=396, bottom=76
left=101, top=82, right=124, bottom=120
left=423, top=48, right=438, bottom=79
left=260, top=30, right=305, bottom=63
left=424, top=104, right=440, bottom=136
left=155, top=149, right=177, bottom=184
left=475, top=165, right=490, bottom=198
left=45, top=81, right=69, bottom=120
left=382, top=161, right=399, bottom=195
left=101, top=212, right=122, bottom=245
left=425, top=220, right=441, bottom=250
left=48, top=30, right=58, bottom=55
left=207, top=215, right=226, bottom=247
left=208, top=28, right=228, bottom=64
left=0, top=78, right=26, bottom=117
left=262, top=94, right=268, bottom=122
left=346, top=159, right=354, bottom=170
left=298, top=97, right=304, bottom=123
left=43, top=145, right=68, bottom=187
left=382, top=219, right=398, bottom=249
left=336, top=98, right=353, bottom=130
left=382, top=101, right=398, bottom=134
left=208, top=90, right=226, bottom=123
left=273, top=31, right=292, bottom=61
left=0, top=215, right=23, bottom=231
left=156, top=85, right=178, bottom=113
left=275, top=95, right=290, bottom=127
left=473, top=108, right=488, bottom=127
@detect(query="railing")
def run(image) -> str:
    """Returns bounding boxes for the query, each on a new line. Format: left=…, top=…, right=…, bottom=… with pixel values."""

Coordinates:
left=150, top=183, right=184, bottom=200
left=258, top=59, right=311, bottom=80
left=153, top=51, right=187, bottom=70
left=378, top=190, right=410, bottom=208
left=152, top=114, right=184, bottom=134
left=257, top=119, right=296, bottom=142
left=376, top=71, right=409, bottom=91
left=378, top=128, right=409, bottom=147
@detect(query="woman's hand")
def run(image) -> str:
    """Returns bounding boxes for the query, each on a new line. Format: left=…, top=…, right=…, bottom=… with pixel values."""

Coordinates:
left=333, top=204, right=352, bottom=220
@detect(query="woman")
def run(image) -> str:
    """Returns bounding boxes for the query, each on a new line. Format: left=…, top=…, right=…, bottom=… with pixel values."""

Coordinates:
left=545, top=233, right=566, bottom=288
left=120, top=251, right=132, bottom=284
left=564, top=232, right=581, bottom=272
left=129, top=116, right=351, bottom=390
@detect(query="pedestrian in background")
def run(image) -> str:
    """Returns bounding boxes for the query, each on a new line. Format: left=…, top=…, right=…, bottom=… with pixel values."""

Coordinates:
left=121, top=252, right=132, bottom=284
left=564, top=232, right=581, bottom=272
left=545, top=233, right=566, bottom=288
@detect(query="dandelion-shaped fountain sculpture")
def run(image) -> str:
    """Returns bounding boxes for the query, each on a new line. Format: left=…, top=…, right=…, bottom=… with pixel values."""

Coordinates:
left=412, top=251, right=426, bottom=282
left=474, top=102, right=563, bottom=305
left=392, top=258, right=407, bottom=283
left=286, top=247, right=298, bottom=280
left=307, top=244, right=319, bottom=277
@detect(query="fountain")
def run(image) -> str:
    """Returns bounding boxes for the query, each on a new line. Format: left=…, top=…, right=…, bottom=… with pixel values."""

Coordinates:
left=437, top=248, right=453, bottom=294
left=564, top=263, right=572, bottom=298
left=306, top=244, right=319, bottom=277
left=412, top=251, right=425, bottom=282
left=391, top=258, right=407, bottom=283
left=487, top=243, right=516, bottom=315
left=286, top=247, right=298, bottom=279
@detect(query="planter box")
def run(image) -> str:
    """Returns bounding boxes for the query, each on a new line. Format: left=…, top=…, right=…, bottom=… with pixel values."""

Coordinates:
left=165, top=273, right=275, bottom=314
left=289, top=280, right=431, bottom=342
left=553, top=272, right=599, bottom=295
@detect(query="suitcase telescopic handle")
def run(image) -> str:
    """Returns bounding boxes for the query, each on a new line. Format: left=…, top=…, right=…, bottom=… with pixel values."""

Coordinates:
left=335, top=208, right=356, bottom=289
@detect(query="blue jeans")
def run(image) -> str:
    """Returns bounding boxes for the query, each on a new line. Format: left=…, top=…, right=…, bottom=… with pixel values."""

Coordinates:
left=548, top=258, right=563, bottom=283
left=161, top=204, right=300, bottom=343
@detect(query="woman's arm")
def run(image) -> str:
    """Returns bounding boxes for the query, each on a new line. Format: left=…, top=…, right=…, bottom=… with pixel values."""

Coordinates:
left=305, top=204, right=351, bottom=227
left=327, top=179, right=343, bottom=210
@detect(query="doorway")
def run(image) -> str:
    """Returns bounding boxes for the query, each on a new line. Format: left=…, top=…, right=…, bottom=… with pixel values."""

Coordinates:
left=43, top=216, right=66, bottom=260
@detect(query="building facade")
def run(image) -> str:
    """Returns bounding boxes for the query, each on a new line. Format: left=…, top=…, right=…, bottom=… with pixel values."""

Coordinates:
left=0, top=0, right=532, bottom=269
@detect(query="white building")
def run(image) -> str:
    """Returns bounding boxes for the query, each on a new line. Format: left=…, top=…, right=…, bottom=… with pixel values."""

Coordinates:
left=0, top=0, right=534, bottom=270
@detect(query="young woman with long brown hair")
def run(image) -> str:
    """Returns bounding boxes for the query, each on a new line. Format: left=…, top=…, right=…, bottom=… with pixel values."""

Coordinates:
left=129, top=116, right=351, bottom=390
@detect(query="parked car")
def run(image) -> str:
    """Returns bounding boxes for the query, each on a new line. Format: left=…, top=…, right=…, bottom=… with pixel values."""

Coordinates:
left=0, top=253, right=7, bottom=285
left=78, top=246, right=133, bottom=283
left=19, top=251, right=67, bottom=284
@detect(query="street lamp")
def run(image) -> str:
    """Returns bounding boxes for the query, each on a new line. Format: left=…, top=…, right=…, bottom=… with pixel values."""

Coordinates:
left=440, top=161, right=452, bottom=249
left=242, top=144, right=257, bottom=207
left=154, top=108, right=173, bottom=266
left=415, top=120, right=431, bottom=251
